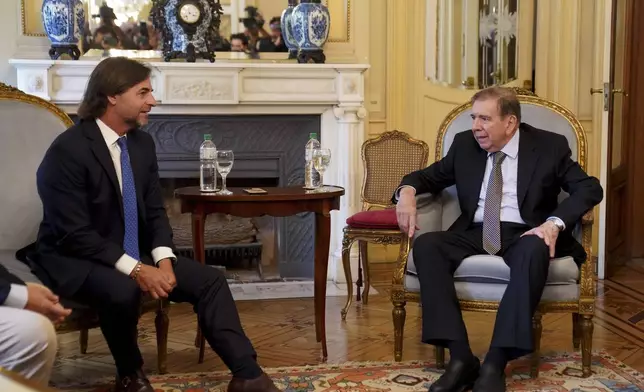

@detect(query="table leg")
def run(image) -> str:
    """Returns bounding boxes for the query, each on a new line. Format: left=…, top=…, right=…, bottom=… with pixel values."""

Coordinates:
left=314, top=211, right=331, bottom=359
left=191, top=208, right=207, bottom=363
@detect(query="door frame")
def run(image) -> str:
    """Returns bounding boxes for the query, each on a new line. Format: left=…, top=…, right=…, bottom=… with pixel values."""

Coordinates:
left=597, top=0, right=644, bottom=278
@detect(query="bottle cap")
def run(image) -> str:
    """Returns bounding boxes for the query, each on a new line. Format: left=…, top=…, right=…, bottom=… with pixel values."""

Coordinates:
left=309, top=132, right=317, bottom=139
left=204, top=134, right=212, bottom=141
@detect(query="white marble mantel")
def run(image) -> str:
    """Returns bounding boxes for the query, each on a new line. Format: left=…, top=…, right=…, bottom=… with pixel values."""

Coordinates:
left=9, top=54, right=369, bottom=283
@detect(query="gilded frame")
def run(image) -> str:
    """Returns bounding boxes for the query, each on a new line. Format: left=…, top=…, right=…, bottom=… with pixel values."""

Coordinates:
left=21, top=0, right=352, bottom=42
left=0, top=83, right=73, bottom=127
left=20, top=0, right=46, bottom=37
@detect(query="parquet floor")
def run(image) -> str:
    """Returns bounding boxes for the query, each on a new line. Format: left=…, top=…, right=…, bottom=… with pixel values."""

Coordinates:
left=51, top=259, right=644, bottom=385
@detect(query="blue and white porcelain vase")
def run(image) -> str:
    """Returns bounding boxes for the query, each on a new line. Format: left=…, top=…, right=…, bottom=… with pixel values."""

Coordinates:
left=291, top=0, right=330, bottom=63
left=41, top=0, right=85, bottom=60
left=280, top=0, right=299, bottom=59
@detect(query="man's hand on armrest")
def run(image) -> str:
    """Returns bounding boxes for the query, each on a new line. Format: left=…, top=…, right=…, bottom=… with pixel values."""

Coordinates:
left=396, top=187, right=419, bottom=237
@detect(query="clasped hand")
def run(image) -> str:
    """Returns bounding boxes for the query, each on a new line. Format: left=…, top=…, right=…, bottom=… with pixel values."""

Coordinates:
left=132, top=259, right=177, bottom=299
left=25, top=283, right=72, bottom=325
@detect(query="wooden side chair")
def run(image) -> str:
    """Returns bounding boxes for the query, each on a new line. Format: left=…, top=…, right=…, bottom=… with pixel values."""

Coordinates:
left=390, top=88, right=597, bottom=378
left=340, top=130, right=429, bottom=319
left=0, top=83, right=171, bottom=374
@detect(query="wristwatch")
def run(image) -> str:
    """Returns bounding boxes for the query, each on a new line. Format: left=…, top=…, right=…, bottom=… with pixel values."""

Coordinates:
left=547, top=217, right=565, bottom=232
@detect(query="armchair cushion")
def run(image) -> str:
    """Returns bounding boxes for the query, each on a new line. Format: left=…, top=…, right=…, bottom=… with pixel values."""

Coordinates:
left=403, top=193, right=581, bottom=303
left=346, top=208, right=399, bottom=229
left=407, top=254, right=579, bottom=285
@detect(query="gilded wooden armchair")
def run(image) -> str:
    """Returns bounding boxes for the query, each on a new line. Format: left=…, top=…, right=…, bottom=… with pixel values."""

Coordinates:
left=341, top=130, right=429, bottom=319
left=390, top=89, right=596, bottom=378
left=0, top=83, right=170, bottom=374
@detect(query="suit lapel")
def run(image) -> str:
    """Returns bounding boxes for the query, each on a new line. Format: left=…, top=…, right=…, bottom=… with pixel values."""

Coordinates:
left=85, top=121, right=124, bottom=218
left=465, top=143, right=489, bottom=217
left=517, top=126, right=540, bottom=208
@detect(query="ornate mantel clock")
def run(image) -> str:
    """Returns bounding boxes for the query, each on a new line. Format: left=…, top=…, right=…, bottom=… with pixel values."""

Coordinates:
left=151, top=0, right=223, bottom=62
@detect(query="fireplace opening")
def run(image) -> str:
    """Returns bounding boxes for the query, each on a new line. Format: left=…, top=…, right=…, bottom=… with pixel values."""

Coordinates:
left=162, top=177, right=280, bottom=282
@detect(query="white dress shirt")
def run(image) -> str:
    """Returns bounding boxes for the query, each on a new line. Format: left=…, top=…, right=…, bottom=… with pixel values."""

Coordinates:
left=3, top=284, right=28, bottom=309
left=97, top=119, right=176, bottom=276
left=473, top=130, right=524, bottom=224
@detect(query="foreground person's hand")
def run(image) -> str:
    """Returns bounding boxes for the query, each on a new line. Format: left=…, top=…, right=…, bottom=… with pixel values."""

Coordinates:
left=396, top=187, right=419, bottom=237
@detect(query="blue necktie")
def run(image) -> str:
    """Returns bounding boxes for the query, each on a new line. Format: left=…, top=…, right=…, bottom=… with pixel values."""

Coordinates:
left=117, top=137, right=140, bottom=260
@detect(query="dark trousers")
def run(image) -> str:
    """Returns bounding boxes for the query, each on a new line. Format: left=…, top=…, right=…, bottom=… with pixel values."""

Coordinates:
left=71, top=256, right=260, bottom=378
left=412, top=223, right=550, bottom=360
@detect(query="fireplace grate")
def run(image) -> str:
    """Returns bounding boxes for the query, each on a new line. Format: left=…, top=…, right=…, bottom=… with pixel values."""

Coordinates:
left=175, top=242, right=263, bottom=277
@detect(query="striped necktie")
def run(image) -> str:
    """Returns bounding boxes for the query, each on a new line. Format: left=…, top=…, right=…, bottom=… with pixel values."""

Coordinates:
left=482, top=151, right=506, bottom=255
left=117, top=137, right=140, bottom=261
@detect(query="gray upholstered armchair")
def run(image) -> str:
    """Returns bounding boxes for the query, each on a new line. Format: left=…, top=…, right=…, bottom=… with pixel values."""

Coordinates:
left=390, top=89, right=596, bottom=378
left=0, top=83, right=170, bottom=373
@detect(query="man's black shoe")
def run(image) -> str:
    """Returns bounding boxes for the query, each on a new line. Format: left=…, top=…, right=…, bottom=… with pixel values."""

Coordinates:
left=429, top=356, right=480, bottom=392
left=473, top=363, right=506, bottom=392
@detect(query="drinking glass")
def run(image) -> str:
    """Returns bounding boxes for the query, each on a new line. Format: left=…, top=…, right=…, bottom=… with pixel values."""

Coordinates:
left=216, top=150, right=234, bottom=195
left=312, top=148, right=331, bottom=191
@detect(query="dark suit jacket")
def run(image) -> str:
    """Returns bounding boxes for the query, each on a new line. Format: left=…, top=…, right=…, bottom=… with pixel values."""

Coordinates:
left=0, top=265, right=25, bottom=305
left=395, top=123, right=604, bottom=264
left=20, top=119, right=175, bottom=297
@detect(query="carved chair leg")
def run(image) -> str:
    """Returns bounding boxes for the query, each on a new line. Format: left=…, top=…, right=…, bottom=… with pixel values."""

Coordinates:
left=360, top=241, right=371, bottom=305
left=530, top=312, right=543, bottom=378
left=341, top=236, right=356, bottom=320
left=79, top=329, right=88, bottom=354
left=393, top=301, right=406, bottom=361
left=356, top=241, right=363, bottom=302
left=435, top=346, right=446, bottom=369
left=572, top=313, right=581, bottom=350
left=197, top=334, right=206, bottom=364
left=580, top=314, right=594, bottom=377
left=155, top=302, right=170, bottom=374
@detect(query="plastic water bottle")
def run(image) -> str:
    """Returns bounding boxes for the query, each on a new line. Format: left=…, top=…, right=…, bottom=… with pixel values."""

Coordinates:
left=199, top=134, right=217, bottom=192
left=304, top=132, right=321, bottom=189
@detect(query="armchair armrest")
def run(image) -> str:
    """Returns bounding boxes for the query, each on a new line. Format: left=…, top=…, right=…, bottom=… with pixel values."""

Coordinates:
left=392, top=193, right=443, bottom=287
left=581, top=210, right=593, bottom=226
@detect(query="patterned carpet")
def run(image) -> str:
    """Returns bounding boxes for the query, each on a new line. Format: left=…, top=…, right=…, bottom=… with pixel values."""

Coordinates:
left=52, top=352, right=643, bottom=391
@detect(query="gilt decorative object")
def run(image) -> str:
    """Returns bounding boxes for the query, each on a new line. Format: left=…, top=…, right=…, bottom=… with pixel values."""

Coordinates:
left=151, top=0, right=223, bottom=62
left=280, top=0, right=299, bottom=59
left=41, top=0, right=85, bottom=60
left=291, top=0, right=330, bottom=64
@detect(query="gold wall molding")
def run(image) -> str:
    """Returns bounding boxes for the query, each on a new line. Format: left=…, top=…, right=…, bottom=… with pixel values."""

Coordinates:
left=21, top=0, right=46, bottom=37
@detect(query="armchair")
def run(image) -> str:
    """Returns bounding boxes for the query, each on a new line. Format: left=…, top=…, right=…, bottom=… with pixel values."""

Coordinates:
left=0, top=83, right=170, bottom=374
left=341, top=130, right=429, bottom=319
left=390, top=89, right=596, bottom=378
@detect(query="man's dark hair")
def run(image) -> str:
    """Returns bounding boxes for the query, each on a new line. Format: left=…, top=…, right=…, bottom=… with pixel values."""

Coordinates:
left=471, top=86, right=522, bottom=123
left=230, top=33, right=248, bottom=45
left=77, top=57, right=151, bottom=120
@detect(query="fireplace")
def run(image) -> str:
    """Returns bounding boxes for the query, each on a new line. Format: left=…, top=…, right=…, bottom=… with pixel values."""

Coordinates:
left=142, top=114, right=321, bottom=280
left=11, top=56, right=369, bottom=284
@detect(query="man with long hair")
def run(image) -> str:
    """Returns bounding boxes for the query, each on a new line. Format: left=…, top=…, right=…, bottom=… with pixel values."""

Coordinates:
left=26, top=57, right=280, bottom=392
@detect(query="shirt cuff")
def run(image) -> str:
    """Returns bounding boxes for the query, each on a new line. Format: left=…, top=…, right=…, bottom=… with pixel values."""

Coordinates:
left=547, top=216, right=566, bottom=231
left=151, top=247, right=177, bottom=266
left=395, top=185, right=416, bottom=201
left=4, top=284, right=28, bottom=309
left=115, top=253, right=140, bottom=276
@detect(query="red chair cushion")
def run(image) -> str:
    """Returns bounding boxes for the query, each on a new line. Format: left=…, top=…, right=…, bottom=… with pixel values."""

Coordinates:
left=346, top=208, right=399, bottom=229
